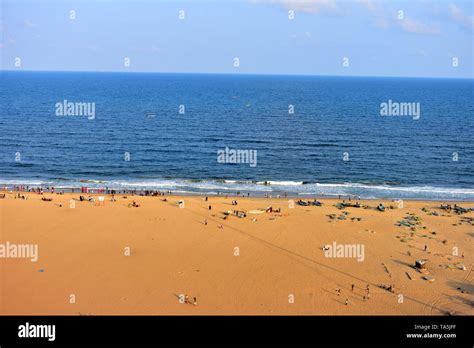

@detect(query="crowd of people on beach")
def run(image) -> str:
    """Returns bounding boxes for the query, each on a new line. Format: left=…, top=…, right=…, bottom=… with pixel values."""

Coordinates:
left=7, top=185, right=175, bottom=197
left=2, top=183, right=472, bottom=314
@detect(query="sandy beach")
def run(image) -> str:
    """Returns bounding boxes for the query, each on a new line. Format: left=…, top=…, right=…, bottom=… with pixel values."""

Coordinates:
left=0, top=191, right=472, bottom=315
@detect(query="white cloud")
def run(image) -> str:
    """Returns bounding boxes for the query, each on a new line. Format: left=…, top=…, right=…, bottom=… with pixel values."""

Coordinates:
left=449, top=3, right=474, bottom=29
left=398, top=18, right=440, bottom=34
left=256, top=0, right=339, bottom=14
left=356, top=0, right=377, bottom=13
left=355, top=0, right=391, bottom=30
left=355, top=1, right=442, bottom=35
left=256, top=0, right=444, bottom=36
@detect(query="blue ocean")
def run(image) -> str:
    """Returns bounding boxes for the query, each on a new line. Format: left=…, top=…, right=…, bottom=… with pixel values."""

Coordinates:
left=1, top=71, right=473, bottom=200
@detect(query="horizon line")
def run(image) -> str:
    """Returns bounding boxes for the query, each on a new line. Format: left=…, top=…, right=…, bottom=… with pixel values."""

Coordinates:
left=1, top=69, right=473, bottom=80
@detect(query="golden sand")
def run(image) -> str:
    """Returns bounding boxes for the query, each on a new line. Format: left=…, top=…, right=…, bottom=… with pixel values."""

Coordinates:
left=0, top=192, right=472, bottom=315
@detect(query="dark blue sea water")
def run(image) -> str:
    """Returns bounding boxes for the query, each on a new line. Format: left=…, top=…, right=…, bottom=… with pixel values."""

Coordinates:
left=1, top=71, right=473, bottom=200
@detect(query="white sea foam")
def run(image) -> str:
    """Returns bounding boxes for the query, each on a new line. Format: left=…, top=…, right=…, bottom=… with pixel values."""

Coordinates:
left=2, top=178, right=473, bottom=200
left=263, top=181, right=304, bottom=186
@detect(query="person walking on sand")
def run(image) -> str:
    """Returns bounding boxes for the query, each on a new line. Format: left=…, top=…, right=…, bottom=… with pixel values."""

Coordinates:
left=424, top=245, right=428, bottom=252
left=209, top=205, right=212, bottom=210
left=204, top=219, right=207, bottom=226
left=193, top=297, right=197, bottom=306
left=351, top=284, right=355, bottom=292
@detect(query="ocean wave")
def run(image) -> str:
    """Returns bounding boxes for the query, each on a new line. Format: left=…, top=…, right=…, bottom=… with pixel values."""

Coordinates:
left=1, top=178, right=473, bottom=200
left=311, top=183, right=474, bottom=195
left=257, top=181, right=304, bottom=186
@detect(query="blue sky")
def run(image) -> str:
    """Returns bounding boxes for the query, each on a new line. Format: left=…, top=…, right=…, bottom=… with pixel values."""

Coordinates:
left=1, top=0, right=473, bottom=77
